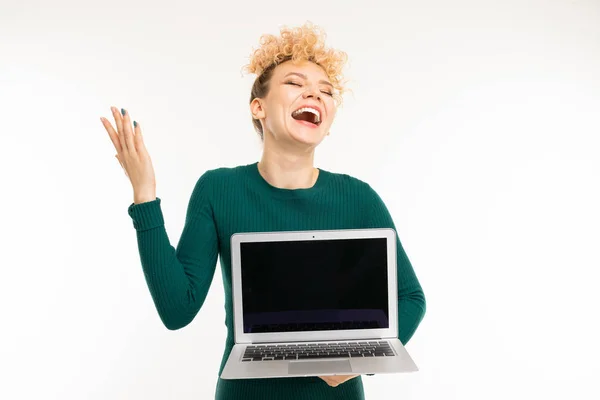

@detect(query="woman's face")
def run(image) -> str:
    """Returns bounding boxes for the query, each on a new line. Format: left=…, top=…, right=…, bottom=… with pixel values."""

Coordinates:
left=251, top=60, right=337, bottom=147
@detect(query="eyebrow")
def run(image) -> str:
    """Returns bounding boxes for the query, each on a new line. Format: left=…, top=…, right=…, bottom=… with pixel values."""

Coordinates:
left=283, top=72, right=333, bottom=88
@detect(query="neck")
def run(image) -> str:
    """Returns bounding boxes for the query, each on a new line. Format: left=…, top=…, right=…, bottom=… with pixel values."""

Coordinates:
left=258, top=150, right=319, bottom=190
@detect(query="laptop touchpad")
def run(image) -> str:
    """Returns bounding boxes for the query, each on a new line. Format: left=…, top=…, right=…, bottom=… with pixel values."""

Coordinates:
left=288, top=360, right=353, bottom=375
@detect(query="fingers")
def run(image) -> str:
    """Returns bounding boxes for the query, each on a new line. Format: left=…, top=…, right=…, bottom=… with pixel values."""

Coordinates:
left=101, top=116, right=122, bottom=153
left=319, top=375, right=359, bottom=387
left=319, top=376, right=341, bottom=387
left=319, top=376, right=337, bottom=387
left=121, top=108, right=137, bottom=154
left=327, top=378, right=341, bottom=387
left=133, top=119, right=145, bottom=153
left=102, top=106, right=143, bottom=156
left=331, top=377, right=347, bottom=386
left=110, top=106, right=127, bottom=153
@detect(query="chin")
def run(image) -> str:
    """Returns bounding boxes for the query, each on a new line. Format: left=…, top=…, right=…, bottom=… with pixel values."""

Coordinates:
left=286, top=122, right=326, bottom=144
left=289, top=130, right=325, bottom=146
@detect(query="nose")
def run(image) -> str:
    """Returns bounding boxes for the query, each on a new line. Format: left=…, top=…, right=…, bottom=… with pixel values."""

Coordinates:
left=302, top=85, right=321, bottom=100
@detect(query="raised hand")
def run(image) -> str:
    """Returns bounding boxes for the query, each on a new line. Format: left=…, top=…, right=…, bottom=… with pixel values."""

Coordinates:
left=101, top=107, right=156, bottom=204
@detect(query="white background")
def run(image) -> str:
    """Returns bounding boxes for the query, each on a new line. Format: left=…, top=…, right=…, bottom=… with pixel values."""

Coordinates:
left=1, top=0, right=599, bottom=399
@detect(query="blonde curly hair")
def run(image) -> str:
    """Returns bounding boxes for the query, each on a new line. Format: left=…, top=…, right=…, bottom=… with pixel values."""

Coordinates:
left=241, top=21, right=350, bottom=140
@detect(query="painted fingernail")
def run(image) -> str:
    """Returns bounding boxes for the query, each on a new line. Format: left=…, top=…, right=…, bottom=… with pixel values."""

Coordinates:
left=133, top=121, right=137, bottom=128
left=121, top=108, right=126, bottom=116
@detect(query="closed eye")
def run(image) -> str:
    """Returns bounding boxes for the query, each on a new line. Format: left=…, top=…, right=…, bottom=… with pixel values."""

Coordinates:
left=285, top=81, right=333, bottom=97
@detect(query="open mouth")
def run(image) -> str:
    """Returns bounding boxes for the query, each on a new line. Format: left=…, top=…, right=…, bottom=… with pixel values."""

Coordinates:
left=291, top=107, right=321, bottom=127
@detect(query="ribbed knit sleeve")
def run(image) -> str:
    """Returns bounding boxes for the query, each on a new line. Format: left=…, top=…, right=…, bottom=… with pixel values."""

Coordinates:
left=364, top=185, right=426, bottom=345
left=127, top=171, right=219, bottom=330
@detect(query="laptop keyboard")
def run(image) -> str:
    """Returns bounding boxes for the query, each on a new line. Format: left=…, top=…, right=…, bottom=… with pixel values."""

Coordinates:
left=241, top=341, right=395, bottom=361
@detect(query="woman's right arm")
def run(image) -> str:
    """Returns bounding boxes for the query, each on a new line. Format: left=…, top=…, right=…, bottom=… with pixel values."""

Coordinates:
left=127, top=173, right=219, bottom=330
left=101, top=106, right=219, bottom=330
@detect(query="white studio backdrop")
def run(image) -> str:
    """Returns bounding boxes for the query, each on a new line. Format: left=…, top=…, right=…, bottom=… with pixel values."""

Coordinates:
left=1, top=0, right=599, bottom=399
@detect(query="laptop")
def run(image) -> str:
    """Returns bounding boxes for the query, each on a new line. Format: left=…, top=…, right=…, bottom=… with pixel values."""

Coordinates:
left=220, top=228, right=419, bottom=379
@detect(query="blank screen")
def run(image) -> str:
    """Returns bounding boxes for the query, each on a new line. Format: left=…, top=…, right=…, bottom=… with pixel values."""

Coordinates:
left=240, top=237, right=389, bottom=333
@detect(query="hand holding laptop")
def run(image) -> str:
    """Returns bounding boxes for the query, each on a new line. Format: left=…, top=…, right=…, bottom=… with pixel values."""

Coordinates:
left=221, top=229, right=419, bottom=380
left=319, top=374, right=359, bottom=387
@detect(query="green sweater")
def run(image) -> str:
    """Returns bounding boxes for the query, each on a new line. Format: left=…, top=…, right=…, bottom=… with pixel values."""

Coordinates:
left=127, top=162, right=426, bottom=400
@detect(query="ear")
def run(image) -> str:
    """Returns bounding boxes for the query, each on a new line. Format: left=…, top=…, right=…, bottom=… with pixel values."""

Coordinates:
left=250, top=98, right=265, bottom=119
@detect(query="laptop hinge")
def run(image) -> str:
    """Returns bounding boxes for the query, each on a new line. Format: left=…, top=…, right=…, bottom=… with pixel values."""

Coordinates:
left=244, top=337, right=390, bottom=345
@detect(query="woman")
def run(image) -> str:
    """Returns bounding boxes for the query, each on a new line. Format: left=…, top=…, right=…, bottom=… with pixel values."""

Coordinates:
left=100, top=22, right=426, bottom=400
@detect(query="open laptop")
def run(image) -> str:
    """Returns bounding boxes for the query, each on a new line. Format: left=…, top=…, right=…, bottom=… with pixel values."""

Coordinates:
left=220, top=228, right=419, bottom=379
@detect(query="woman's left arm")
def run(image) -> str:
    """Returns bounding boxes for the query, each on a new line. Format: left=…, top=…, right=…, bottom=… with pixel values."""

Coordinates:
left=319, top=184, right=426, bottom=387
left=393, top=235, right=426, bottom=344
left=364, top=184, right=426, bottom=344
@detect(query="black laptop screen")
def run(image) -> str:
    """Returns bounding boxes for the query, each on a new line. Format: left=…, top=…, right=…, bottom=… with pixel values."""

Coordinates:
left=240, top=237, right=389, bottom=333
